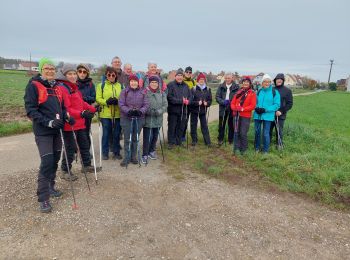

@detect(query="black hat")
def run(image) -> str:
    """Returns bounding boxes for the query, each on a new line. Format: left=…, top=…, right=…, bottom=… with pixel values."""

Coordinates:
left=185, top=66, right=192, bottom=73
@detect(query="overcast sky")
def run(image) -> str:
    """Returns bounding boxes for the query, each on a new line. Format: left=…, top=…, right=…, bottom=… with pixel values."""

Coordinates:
left=1, top=0, right=349, bottom=81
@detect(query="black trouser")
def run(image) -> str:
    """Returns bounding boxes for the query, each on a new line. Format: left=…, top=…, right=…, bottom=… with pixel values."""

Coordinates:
left=61, top=129, right=91, bottom=172
left=35, top=134, right=62, bottom=202
left=167, top=112, right=187, bottom=145
left=233, top=117, right=251, bottom=152
left=218, top=110, right=234, bottom=143
left=121, top=117, right=144, bottom=161
left=190, top=112, right=211, bottom=145
left=181, top=111, right=191, bottom=139
left=143, top=127, right=159, bottom=156
left=85, top=118, right=92, bottom=150
left=270, top=118, right=285, bottom=146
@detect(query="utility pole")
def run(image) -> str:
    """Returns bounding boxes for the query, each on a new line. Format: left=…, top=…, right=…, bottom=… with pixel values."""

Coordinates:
left=29, top=52, right=32, bottom=73
left=327, top=59, right=334, bottom=85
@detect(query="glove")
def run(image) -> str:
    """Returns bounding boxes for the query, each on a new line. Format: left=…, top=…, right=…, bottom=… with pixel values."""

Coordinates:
left=106, top=97, right=117, bottom=106
left=111, top=97, right=118, bottom=105
left=94, top=104, right=102, bottom=112
left=183, top=99, right=189, bottom=106
left=236, top=105, right=243, bottom=112
left=50, top=119, right=64, bottom=129
left=133, top=109, right=142, bottom=117
left=127, top=110, right=134, bottom=117
left=224, top=99, right=230, bottom=106
left=66, top=117, right=76, bottom=126
left=81, top=110, right=95, bottom=119
left=255, top=107, right=266, bottom=114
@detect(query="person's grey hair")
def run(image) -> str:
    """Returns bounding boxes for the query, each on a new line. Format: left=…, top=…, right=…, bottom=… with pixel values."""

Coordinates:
left=148, top=62, right=157, bottom=68
left=124, top=63, right=132, bottom=69
left=224, top=72, right=234, bottom=77
left=111, top=56, right=121, bottom=63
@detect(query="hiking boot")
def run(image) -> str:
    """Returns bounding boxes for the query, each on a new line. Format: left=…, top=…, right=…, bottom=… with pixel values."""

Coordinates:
left=49, top=186, right=63, bottom=198
left=102, top=154, right=109, bottom=160
left=82, top=165, right=94, bottom=173
left=141, top=155, right=148, bottom=164
left=112, top=153, right=123, bottom=160
left=148, top=151, right=157, bottom=160
left=206, top=143, right=212, bottom=148
left=191, top=142, right=197, bottom=147
left=61, top=171, right=78, bottom=181
left=217, top=141, right=223, bottom=147
left=39, top=200, right=52, bottom=213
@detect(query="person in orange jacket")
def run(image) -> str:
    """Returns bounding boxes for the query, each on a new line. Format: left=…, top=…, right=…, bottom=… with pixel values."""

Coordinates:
left=230, top=76, right=257, bottom=154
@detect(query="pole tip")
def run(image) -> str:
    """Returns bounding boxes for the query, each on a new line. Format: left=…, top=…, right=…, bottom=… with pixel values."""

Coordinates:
left=72, top=204, right=78, bottom=210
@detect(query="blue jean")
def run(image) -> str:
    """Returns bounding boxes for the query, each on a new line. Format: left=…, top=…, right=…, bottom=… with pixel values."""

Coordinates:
left=254, top=119, right=272, bottom=153
left=101, top=118, right=121, bottom=156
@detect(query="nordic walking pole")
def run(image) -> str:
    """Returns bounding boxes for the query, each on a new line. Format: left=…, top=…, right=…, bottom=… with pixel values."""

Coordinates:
left=70, top=126, right=91, bottom=191
left=56, top=114, right=77, bottom=210
left=158, top=127, right=165, bottom=162
left=126, top=118, right=134, bottom=169
left=146, top=114, right=153, bottom=166
left=222, top=108, right=226, bottom=147
left=97, top=111, right=102, bottom=169
left=185, top=104, right=189, bottom=149
left=89, top=130, right=99, bottom=185
left=135, top=117, right=142, bottom=167
left=233, top=112, right=240, bottom=153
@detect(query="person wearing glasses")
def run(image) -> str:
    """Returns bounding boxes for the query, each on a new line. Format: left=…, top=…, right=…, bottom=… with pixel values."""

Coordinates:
left=76, top=64, right=96, bottom=150
left=182, top=66, right=196, bottom=142
left=96, top=67, right=123, bottom=160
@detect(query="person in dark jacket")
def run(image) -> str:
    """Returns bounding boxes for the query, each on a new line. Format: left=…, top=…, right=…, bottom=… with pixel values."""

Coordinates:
left=56, top=64, right=96, bottom=180
left=119, top=74, right=149, bottom=166
left=166, top=68, right=192, bottom=149
left=111, top=56, right=129, bottom=88
left=141, top=75, right=168, bottom=163
left=215, top=73, right=239, bottom=146
left=24, top=58, right=72, bottom=213
left=76, top=63, right=96, bottom=151
left=189, top=73, right=212, bottom=146
left=270, top=73, right=293, bottom=148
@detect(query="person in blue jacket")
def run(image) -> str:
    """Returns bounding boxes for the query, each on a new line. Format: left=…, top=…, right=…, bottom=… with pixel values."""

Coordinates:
left=253, top=74, right=280, bottom=153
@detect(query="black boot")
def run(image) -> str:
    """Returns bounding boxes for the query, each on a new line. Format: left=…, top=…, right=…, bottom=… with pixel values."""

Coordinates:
left=39, top=200, right=52, bottom=213
left=49, top=185, right=63, bottom=198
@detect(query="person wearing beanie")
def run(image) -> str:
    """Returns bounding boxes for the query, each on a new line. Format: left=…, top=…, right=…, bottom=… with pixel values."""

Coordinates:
left=119, top=74, right=150, bottom=166
left=141, top=75, right=168, bottom=164
left=96, top=66, right=123, bottom=160
left=231, top=76, right=257, bottom=154
left=253, top=74, right=280, bottom=153
left=270, top=73, right=293, bottom=148
left=76, top=64, right=96, bottom=152
left=215, top=72, right=240, bottom=146
left=56, top=64, right=97, bottom=181
left=140, top=62, right=167, bottom=91
left=24, top=58, right=69, bottom=213
left=189, top=73, right=212, bottom=147
left=166, top=68, right=192, bottom=149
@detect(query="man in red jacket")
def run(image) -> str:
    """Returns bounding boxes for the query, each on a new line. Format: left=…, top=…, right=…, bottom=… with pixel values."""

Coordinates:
left=56, top=64, right=96, bottom=180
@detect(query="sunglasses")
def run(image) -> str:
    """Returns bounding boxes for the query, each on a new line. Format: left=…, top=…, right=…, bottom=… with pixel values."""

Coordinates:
left=107, top=73, right=116, bottom=78
left=78, top=69, right=87, bottom=74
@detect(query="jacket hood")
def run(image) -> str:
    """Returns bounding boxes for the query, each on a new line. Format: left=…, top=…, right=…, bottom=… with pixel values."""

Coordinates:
left=274, top=73, right=285, bottom=87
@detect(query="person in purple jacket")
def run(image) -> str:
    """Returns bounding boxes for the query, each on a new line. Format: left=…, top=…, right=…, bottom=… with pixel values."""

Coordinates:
left=119, top=74, right=149, bottom=167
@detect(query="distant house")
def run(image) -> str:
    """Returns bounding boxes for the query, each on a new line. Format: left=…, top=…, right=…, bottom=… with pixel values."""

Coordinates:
left=337, top=79, right=346, bottom=87
left=285, top=74, right=298, bottom=86
left=3, top=64, right=18, bottom=70
left=18, top=61, right=38, bottom=71
left=346, top=76, right=350, bottom=92
left=253, top=72, right=265, bottom=86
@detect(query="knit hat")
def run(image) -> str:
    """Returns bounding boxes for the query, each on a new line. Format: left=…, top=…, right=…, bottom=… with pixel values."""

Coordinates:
left=175, top=68, right=184, bottom=76
left=128, top=74, right=139, bottom=82
left=149, top=75, right=160, bottom=85
left=196, top=72, right=206, bottom=82
left=185, top=66, right=192, bottom=73
left=241, top=76, right=252, bottom=85
left=38, top=57, right=55, bottom=72
left=261, top=74, right=272, bottom=83
left=61, top=63, right=76, bottom=75
left=77, top=63, right=90, bottom=75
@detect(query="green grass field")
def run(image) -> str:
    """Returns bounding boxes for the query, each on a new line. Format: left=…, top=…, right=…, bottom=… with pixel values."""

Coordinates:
left=166, top=91, right=350, bottom=208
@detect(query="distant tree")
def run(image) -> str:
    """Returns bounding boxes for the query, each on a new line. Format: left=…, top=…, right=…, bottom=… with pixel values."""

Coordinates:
left=96, top=64, right=108, bottom=77
left=329, top=82, right=337, bottom=91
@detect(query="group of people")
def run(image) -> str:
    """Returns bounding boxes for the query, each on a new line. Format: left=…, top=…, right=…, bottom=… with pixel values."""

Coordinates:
left=24, top=56, right=293, bottom=213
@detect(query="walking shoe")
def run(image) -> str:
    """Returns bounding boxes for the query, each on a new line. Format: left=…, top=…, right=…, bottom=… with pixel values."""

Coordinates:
left=49, top=186, right=63, bottom=198
left=130, top=158, right=139, bottom=165
left=141, top=155, right=148, bottom=164
left=112, top=153, right=123, bottom=160
left=82, top=165, right=94, bottom=173
left=148, top=151, right=157, bottom=160
left=191, top=142, right=197, bottom=147
left=39, top=200, right=52, bottom=213
left=217, top=141, right=223, bottom=147
left=120, top=160, right=128, bottom=167
left=206, top=143, right=212, bottom=148
left=61, top=171, right=78, bottom=181
left=102, top=154, right=109, bottom=160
